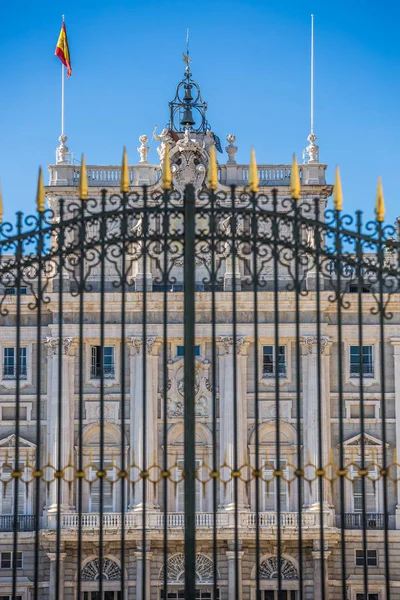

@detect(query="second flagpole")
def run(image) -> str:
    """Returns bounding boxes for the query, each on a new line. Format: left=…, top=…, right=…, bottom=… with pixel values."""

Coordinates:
left=61, top=62, right=65, bottom=137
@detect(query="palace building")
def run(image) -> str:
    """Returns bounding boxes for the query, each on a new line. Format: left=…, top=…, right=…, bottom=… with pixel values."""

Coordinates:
left=0, top=58, right=398, bottom=600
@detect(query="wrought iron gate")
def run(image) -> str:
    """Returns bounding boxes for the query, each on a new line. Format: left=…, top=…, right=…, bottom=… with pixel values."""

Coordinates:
left=0, top=178, right=397, bottom=600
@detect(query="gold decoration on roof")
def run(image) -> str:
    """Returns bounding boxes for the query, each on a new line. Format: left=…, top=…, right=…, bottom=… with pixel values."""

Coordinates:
left=290, top=154, right=301, bottom=200
left=333, top=166, right=343, bottom=211
left=248, top=148, right=259, bottom=193
left=36, top=167, right=45, bottom=213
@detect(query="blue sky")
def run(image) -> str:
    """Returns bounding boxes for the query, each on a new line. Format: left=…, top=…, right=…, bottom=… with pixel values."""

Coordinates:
left=0, top=0, right=399, bottom=226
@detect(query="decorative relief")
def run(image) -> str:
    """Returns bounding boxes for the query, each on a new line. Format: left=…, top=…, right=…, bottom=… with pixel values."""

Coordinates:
left=219, top=336, right=245, bottom=355
left=81, top=558, right=121, bottom=581
left=160, top=553, right=217, bottom=584
left=259, top=401, right=291, bottom=420
left=45, top=337, right=74, bottom=356
left=85, top=402, right=119, bottom=421
left=129, top=336, right=157, bottom=356
left=166, top=357, right=211, bottom=418
left=259, top=556, right=298, bottom=581
left=302, top=336, right=330, bottom=355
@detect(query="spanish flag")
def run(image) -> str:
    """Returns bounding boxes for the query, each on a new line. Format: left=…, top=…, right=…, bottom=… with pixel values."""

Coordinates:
left=55, top=21, right=72, bottom=77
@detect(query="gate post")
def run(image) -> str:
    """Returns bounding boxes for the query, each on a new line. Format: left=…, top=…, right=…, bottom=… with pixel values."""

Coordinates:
left=184, top=183, right=196, bottom=598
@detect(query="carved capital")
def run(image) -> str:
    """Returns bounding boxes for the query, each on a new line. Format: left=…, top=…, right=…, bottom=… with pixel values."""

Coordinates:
left=218, top=336, right=247, bottom=355
left=302, top=336, right=330, bottom=355
left=44, top=337, right=74, bottom=357
left=128, top=336, right=158, bottom=356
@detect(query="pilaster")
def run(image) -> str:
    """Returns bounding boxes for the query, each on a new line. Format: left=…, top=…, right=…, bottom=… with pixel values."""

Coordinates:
left=226, top=549, right=244, bottom=600
left=47, top=552, right=67, bottom=600
left=135, top=546, right=152, bottom=600
left=390, top=337, right=400, bottom=527
left=311, top=540, right=330, bottom=599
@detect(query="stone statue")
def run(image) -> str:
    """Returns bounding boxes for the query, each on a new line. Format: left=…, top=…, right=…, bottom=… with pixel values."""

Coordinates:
left=137, top=134, right=150, bottom=164
left=225, top=134, right=238, bottom=164
left=153, top=126, right=173, bottom=162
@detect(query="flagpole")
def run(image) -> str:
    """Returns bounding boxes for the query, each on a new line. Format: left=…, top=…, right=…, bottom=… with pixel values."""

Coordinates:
left=61, top=63, right=65, bottom=137
left=310, top=13, right=314, bottom=136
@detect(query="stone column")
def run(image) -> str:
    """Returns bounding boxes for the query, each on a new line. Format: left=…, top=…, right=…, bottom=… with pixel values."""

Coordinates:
left=135, top=547, right=152, bottom=600
left=47, top=552, right=67, bottom=600
left=390, top=337, right=400, bottom=527
left=45, top=337, right=75, bottom=515
left=301, top=336, right=332, bottom=508
left=311, top=541, right=330, bottom=600
left=226, top=549, right=244, bottom=600
left=128, top=337, right=159, bottom=510
left=218, top=336, right=249, bottom=510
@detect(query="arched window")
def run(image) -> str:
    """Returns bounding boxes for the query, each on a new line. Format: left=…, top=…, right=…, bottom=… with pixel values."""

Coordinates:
left=159, top=553, right=220, bottom=599
left=259, top=556, right=298, bottom=580
left=81, top=557, right=121, bottom=581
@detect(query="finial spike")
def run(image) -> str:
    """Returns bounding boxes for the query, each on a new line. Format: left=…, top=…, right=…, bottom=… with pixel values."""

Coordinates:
left=36, top=167, right=45, bottom=212
left=162, top=145, right=172, bottom=190
left=79, top=154, right=88, bottom=200
left=248, top=148, right=259, bottom=193
left=333, top=166, right=343, bottom=211
left=375, top=176, right=385, bottom=223
left=208, top=145, right=218, bottom=190
left=0, top=183, right=3, bottom=223
left=290, top=154, right=301, bottom=199
left=120, top=147, right=129, bottom=193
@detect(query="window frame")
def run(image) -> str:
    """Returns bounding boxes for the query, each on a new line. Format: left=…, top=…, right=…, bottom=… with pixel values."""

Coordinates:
left=86, top=340, right=120, bottom=388
left=0, top=342, right=32, bottom=390
left=0, top=551, right=23, bottom=569
left=259, top=340, right=292, bottom=385
left=344, top=340, right=379, bottom=388
left=262, top=345, right=286, bottom=379
left=355, top=549, right=378, bottom=568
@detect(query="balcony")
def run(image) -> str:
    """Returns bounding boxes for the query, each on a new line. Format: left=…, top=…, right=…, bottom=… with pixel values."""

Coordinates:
left=340, top=513, right=385, bottom=530
left=54, top=511, right=331, bottom=531
left=0, top=515, right=37, bottom=531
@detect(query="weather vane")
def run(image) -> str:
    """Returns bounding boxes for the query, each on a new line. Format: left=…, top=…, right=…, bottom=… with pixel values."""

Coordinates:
left=182, top=28, right=191, bottom=71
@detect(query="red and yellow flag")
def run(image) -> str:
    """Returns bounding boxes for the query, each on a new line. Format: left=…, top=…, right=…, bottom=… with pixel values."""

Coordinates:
left=55, top=22, right=72, bottom=77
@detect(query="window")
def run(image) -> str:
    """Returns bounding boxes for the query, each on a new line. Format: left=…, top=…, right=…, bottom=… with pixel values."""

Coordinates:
left=4, top=287, right=27, bottom=296
left=257, top=593, right=297, bottom=600
left=88, top=461, right=114, bottom=512
left=349, top=284, right=371, bottom=293
left=349, top=404, right=376, bottom=419
left=0, top=551, right=23, bottom=569
left=0, top=466, right=27, bottom=514
left=161, top=591, right=220, bottom=599
left=3, top=348, right=27, bottom=380
left=263, top=346, right=286, bottom=378
left=352, top=464, right=377, bottom=513
left=355, top=549, right=378, bottom=567
left=177, top=345, right=200, bottom=357
left=0, top=596, right=22, bottom=600
left=350, top=346, right=374, bottom=378
left=176, top=459, right=203, bottom=512
left=91, top=346, right=115, bottom=379
left=263, top=459, right=289, bottom=512
left=356, top=594, right=379, bottom=600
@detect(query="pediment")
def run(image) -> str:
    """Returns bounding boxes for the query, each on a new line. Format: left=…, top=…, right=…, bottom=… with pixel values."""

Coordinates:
left=0, top=434, right=36, bottom=449
left=342, top=433, right=387, bottom=448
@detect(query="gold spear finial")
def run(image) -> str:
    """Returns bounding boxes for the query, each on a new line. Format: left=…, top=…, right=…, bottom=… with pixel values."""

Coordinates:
left=208, top=145, right=218, bottom=190
left=120, top=147, right=129, bottom=193
left=375, top=176, right=385, bottom=223
left=36, top=167, right=45, bottom=212
left=79, top=154, right=88, bottom=200
left=162, top=144, right=172, bottom=190
left=290, top=153, right=301, bottom=199
left=249, top=148, right=259, bottom=193
left=0, top=182, right=3, bottom=223
left=333, top=165, right=343, bottom=211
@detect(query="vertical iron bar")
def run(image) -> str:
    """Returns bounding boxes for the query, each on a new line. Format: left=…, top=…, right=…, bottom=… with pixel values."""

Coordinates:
left=378, top=221, right=390, bottom=600
left=335, top=209, right=347, bottom=600
left=210, top=187, right=218, bottom=600
left=293, top=196, right=304, bottom=600
left=314, top=199, right=326, bottom=600
left=162, top=188, right=169, bottom=600
left=184, top=183, right=196, bottom=599
left=33, top=209, right=43, bottom=600
left=77, top=195, right=86, bottom=600
left=55, top=198, right=65, bottom=600
left=231, top=184, right=239, bottom=600
left=272, top=189, right=282, bottom=597
left=12, top=212, right=23, bottom=600
left=120, top=189, right=127, bottom=599
left=355, top=211, right=368, bottom=598
left=142, top=184, right=148, bottom=600
left=99, top=190, right=106, bottom=600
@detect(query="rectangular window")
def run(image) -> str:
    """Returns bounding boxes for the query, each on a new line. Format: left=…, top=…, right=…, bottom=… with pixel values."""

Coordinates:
left=177, top=345, right=200, bottom=357
left=262, top=346, right=286, bottom=378
left=353, top=465, right=377, bottom=513
left=355, top=549, right=378, bottom=567
left=88, top=461, right=114, bottom=512
left=0, top=552, right=22, bottom=569
left=4, top=287, right=27, bottom=296
left=356, top=594, right=379, bottom=600
left=0, top=596, right=23, bottom=600
left=0, top=466, right=26, bottom=515
left=350, top=346, right=374, bottom=378
left=349, top=404, right=376, bottom=419
left=263, top=459, right=288, bottom=512
left=3, top=348, right=27, bottom=380
left=177, top=459, right=202, bottom=512
left=91, top=346, right=115, bottom=379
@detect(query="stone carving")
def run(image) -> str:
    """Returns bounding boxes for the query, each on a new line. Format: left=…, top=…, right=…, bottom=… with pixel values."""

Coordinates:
left=167, top=394, right=207, bottom=417
left=137, top=134, right=150, bottom=164
left=56, top=134, right=69, bottom=164
left=305, top=132, right=319, bottom=164
left=160, top=553, right=217, bottom=584
left=219, top=336, right=245, bottom=355
left=259, top=556, right=298, bottom=580
left=177, top=367, right=200, bottom=398
left=85, top=402, right=118, bottom=420
left=166, top=356, right=210, bottom=418
left=153, top=126, right=174, bottom=163
left=225, top=134, right=238, bottom=164
left=81, top=557, right=121, bottom=581
left=129, top=337, right=157, bottom=356
left=45, top=337, right=74, bottom=356
left=302, top=336, right=330, bottom=355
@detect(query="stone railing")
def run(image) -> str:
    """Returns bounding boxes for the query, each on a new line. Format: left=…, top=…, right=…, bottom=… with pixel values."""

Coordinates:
left=54, top=511, right=334, bottom=531
left=0, top=514, right=37, bottom=532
